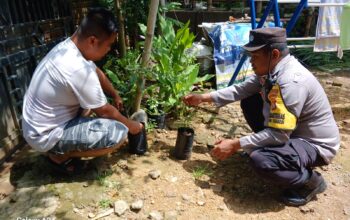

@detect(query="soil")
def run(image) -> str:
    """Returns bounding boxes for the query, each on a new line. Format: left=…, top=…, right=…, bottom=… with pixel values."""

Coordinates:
left=1, top=71, right=350, bottom=220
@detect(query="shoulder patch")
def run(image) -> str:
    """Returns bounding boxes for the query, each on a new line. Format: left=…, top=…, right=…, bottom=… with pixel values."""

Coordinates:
left=267, top=84, right=297, bottom=130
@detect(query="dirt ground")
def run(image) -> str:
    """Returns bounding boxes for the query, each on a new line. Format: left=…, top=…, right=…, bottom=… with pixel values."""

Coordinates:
left=1, top=71, right=350, bottom=220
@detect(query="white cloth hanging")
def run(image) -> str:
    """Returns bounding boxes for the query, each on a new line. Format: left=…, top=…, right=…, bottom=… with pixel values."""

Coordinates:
left=314, top=0, right=350, bottom=58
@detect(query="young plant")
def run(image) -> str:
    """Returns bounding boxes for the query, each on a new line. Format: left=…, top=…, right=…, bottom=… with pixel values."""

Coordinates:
left=192, top=164, right=213, bottom=180
left=99, top=199, right=112, bottom=209
left=141, top=16, right=212, bottom=118
left=103, top=50, right=152, bottom=115
left=97, top=169, right=113, bottom=187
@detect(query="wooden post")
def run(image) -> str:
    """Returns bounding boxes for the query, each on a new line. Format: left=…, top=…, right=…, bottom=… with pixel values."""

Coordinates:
left=115, top=0, right=126, bottom=57
left=207, top=0, right=213, bottom=11
left=133, top=0, right=159, bottom=112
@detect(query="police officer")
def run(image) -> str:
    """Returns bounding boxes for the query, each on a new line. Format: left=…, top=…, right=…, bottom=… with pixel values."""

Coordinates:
left=183, top=27, right=340, bottom=206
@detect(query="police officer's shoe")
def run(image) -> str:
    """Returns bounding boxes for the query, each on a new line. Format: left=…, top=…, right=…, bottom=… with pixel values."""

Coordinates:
left=281, top=171, right=327, bottom=206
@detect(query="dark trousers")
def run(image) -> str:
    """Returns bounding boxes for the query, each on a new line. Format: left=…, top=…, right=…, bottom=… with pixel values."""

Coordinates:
left=240, top=94, right=327, bottom=188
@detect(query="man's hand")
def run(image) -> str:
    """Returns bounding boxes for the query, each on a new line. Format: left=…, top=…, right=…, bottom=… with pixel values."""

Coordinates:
left=112, top=95, right=123, bottom=111
left=183, top=94, right=203, bottom=106
left=128, top=120, right=143, bottom=135
left=211, top=138, right=241, bottom=160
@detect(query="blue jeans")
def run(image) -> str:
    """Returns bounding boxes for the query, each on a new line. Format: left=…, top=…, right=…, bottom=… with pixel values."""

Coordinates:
left=49, top=117, right=128, bottom=155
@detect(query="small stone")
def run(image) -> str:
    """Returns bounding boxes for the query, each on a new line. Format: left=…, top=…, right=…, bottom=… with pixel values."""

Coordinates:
left=181, top=194, right=191, bottom=201
left=0, top=182, right=15, bottom=197
left=93, top=209, right=114, bottom=219
left=320, top=166, right=328, bottom=171
left=131, top=200, right=143, bottom=211
left=167, top=176, right=178, bottom=183
left=114, top=200, right=129, bottom=216
left=117, top=160, right=128, bottom=169
left=83, top=182, right=89, bottom=187
left=151, top=200, right=155, bottom=204
left=211, top=184, right=223, bottom=193
left=197, top=201, right=205, bottom=206
left=299, top=205, right=314, bottom=213
left=73, top=208, right=80, bottom=213
left=165, top=191, right=177, bottom=198
left=88, top=213, right=95, bottom=218
left=164, top=210, right=178, bottom=220
left=196, top=188, right=205, bottom=198
left=343, top=119, right=350, bottom=124
left=325, top=80, right=332, bottom=85
left=218, top=204, right=228, bottom=211
left=218, top=172, right=225, bottom=177
left=149, top=211, right=163, bottom=220
left=149, top=170, right=161, bottom=180
left=332, top=82, right=342, bottom=87
left=343, top=207, right=350, bottom=215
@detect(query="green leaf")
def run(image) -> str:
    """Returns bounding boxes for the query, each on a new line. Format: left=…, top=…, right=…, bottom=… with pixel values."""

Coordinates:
left=139, top=23, right=147, bottom=35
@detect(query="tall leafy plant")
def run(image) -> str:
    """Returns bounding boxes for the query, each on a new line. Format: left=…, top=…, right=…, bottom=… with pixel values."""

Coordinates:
left=103, top=50, right=152, bottom=115
left=141, top=16, right=211, bottom=118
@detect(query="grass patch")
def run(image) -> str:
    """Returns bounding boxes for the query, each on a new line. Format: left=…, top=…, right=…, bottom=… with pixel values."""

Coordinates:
left=99, top=199, right=112, bottom=209
left=291, top=48, right=350, bottom=72
left=97, top=169, right=113, bottom=187
left=192, top=165, right=213, bottom=180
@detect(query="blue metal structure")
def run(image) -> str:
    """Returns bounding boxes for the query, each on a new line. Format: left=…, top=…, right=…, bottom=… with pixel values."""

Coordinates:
left=228, top=0, right=309, bottom=86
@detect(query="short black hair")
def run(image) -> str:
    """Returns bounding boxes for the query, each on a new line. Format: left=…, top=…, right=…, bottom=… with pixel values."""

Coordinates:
left=77, top=7, right=117, bottom=40
left=262, top=43, right=289, bottom=57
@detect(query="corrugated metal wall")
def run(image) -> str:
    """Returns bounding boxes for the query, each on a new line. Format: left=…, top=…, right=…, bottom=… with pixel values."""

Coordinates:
left=0, top=0, right=92, bottom=164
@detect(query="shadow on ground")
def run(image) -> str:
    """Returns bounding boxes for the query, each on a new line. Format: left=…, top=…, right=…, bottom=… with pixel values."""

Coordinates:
left=182, top=152, right=286, bottom=214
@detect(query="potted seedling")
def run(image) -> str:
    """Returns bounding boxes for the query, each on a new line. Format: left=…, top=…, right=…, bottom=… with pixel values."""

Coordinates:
left=174, top=105, right=195, bottom=160
left=103, top=50, right=151, bottom=155
left=145, top=94, right=166, bottom=129
left=127, top=110, right=148, bottom=155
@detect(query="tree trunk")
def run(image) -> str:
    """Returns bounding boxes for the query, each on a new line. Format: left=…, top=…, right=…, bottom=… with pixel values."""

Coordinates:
left=133, top=0, right=159, bottom=113
left=304, top=8, right=315, bottom=37
left=160, top=0, right=166, bottom=16
left=207, top=0, right=212, bottom=11
left=256, top=1, right=262, bottom=15
left=115, top=0, right=126, bottom=57
left=192, top=0, right=196, bottom=10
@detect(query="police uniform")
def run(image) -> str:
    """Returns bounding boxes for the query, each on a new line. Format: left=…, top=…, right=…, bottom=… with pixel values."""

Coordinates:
left=209, top=27, right=340, bottom=206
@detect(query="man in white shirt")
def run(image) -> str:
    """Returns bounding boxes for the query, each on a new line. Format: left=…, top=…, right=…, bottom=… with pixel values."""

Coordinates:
left=22, top=8, right=142, bottom=175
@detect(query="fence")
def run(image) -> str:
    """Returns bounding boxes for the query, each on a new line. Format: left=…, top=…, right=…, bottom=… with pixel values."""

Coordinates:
left=0, top=0, right=92, bottom=164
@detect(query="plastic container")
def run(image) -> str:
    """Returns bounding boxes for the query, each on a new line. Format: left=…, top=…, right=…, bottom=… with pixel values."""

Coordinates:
left=128, top=123, right=148, bottom=155
left=149, top=114, right=166, bottom=129
left=174, top=127, right=194, bottom=160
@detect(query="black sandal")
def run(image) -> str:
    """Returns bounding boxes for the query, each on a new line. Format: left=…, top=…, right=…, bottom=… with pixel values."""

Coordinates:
left=45, top=157, right=87, bottom=176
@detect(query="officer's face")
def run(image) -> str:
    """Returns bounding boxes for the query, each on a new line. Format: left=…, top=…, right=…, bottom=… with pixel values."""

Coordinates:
left=249, top=49, right=271, bottom=76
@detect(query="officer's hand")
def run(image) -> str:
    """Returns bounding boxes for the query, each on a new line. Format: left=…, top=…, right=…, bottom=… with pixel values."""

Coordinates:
left=183, top=94, right=203, bottom=106
left=211, top=138, right=241, bottom=160
left=128, top=120, right=143, bottom=135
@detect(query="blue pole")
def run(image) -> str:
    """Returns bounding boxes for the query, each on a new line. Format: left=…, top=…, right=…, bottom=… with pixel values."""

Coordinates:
left=228, top=54, right=248, bottom=86
left=272, top=0, right=281, bottom=27
left=249, top=0, right=256, bottom=29
left=228, top=0, right=275, bottom=86
left=286, top=0, right=308, bottom=34
left=257, top=0, right=275, bottom=28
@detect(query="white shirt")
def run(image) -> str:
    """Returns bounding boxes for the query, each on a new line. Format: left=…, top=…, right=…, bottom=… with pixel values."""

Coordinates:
left=22, top=38, right=107, bottom=152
